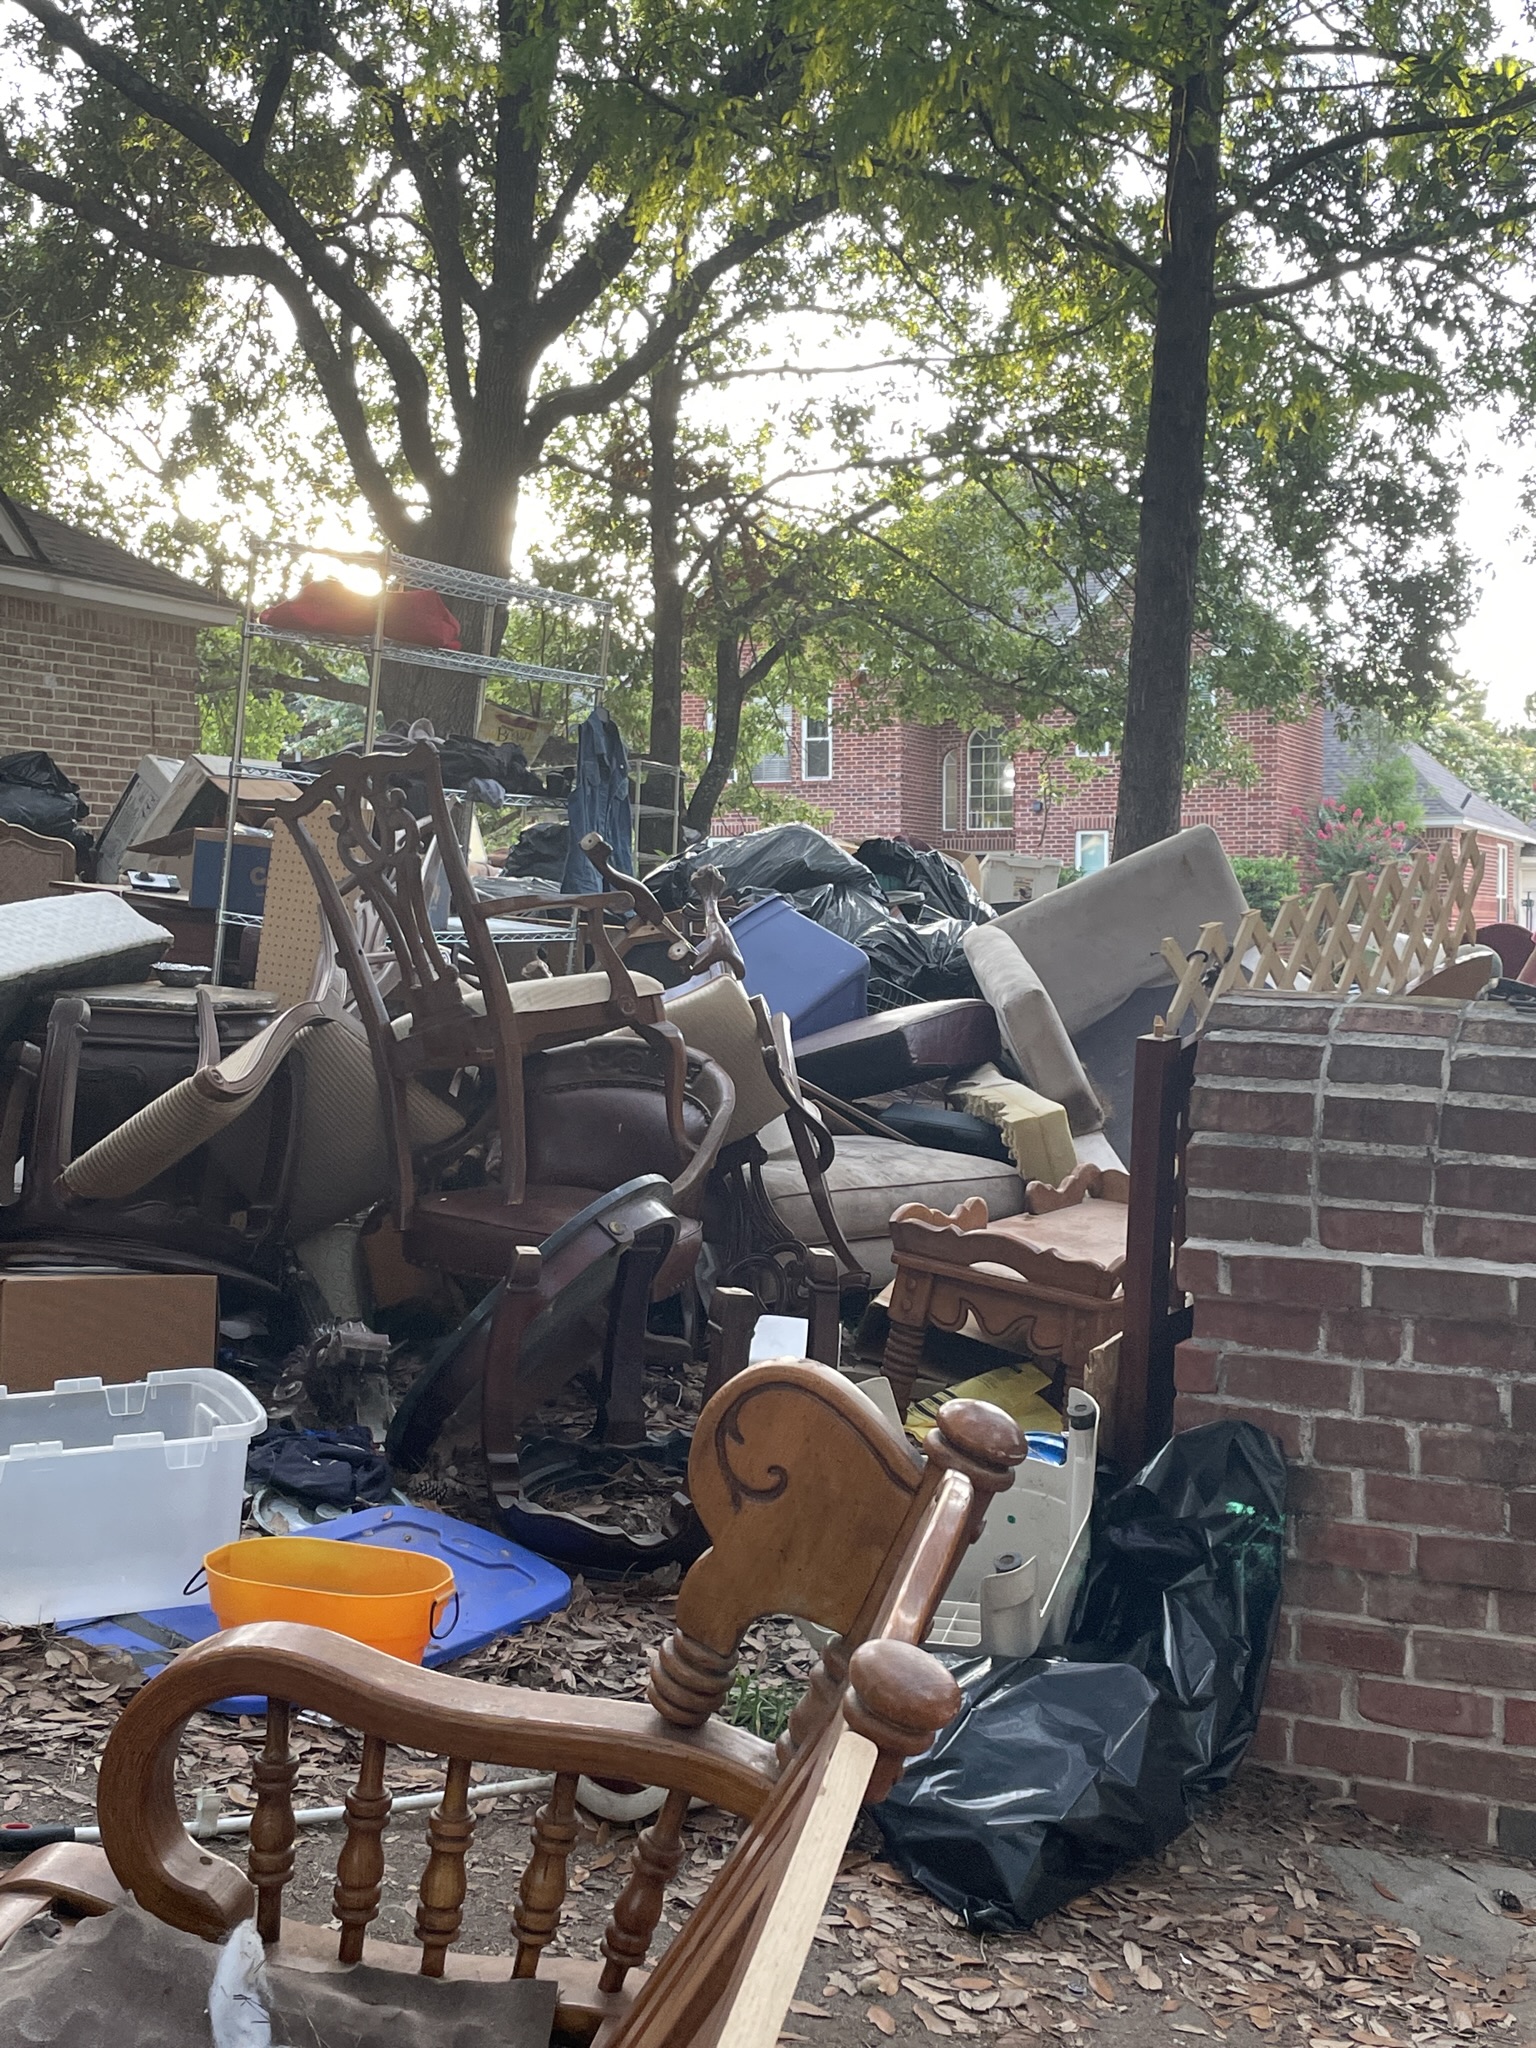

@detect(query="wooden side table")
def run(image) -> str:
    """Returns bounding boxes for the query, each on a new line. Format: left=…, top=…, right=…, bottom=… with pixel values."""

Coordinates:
left=882, top=1167, right=1129, bottom=1421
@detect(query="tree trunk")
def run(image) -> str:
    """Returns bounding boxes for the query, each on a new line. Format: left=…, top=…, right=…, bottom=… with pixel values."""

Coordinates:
left=376, top=425, right=528, bottom=736
left=684, top=633, right=789, bottom=833
left=1113, top=25, right=1225, bottom=858
left=646, top=354, right=686, bottom=767
left=685, top=636, right=750, bottom=833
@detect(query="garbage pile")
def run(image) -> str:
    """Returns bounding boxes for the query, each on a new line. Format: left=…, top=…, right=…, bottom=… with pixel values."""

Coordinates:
left=648, top=822, right=994, bottom=1007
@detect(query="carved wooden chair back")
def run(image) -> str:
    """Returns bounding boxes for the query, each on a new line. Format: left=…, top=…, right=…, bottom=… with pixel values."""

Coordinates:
left=95, top=1363, right=1025, bottom=2046
left=0, top=820, right=75, bottom=903
left=274, top=744, right=686, bottom=1215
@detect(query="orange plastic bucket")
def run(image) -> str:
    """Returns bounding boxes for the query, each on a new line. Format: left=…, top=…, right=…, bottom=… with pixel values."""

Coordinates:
left=203, top=1538, right=455, bottom=1664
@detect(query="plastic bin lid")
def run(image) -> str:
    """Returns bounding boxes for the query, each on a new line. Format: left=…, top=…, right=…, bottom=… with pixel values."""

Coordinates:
left=64, top=1503, right=571, bottom=1716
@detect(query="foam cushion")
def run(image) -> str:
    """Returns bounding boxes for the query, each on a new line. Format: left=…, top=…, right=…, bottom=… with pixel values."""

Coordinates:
left=760, top=1133, right=1026, bottom=1289
left=962, top=924, right=1102, bottom=1134
left=946, top=1064, right=1078, bottom=1182
left=991, top=824, right=1247, bottom=1035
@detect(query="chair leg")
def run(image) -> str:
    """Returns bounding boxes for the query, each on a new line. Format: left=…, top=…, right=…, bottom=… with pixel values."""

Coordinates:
left=596, top=1231, right=669, bottom=1449
left=701, top=1285, right=758, bottom=1403
left=498, top=1039, right=528, bottom=1206
left=805, top=1247, right=842, bottom=1369
left=882, top=1315, right=924, bottom=1422
left=477, top=1248, right=546, bottom=1506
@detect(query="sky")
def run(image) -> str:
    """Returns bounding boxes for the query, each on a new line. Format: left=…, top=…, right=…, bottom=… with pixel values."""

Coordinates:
left=1456, top=408, right=1532, bottom=723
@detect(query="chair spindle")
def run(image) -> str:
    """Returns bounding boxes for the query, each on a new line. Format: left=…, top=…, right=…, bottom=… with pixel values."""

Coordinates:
left=599, top=1785, right=690, bottom=1993
left=334, top=1733, right=390, bottom=1963
left=248, top=1698, right=298, bottom=1944
left=415, top=1756, right=474, bottom=1976
left=511, top=1771, right=579, bottom=1977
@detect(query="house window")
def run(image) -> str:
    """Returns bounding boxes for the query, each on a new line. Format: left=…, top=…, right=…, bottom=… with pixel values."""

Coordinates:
left=967, top=730, right=1014, bottom=829
left=1498, top=841, right=1510, bottom=920
left=752, top=714, right=791, bottom=784
left=1075, top=829, right=1110, bottom=876
left=802, top=706, right=832, bottom=780
left=941, top=749, right=960, bottom=831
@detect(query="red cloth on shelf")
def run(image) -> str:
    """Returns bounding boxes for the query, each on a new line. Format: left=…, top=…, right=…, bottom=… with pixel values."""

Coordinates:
left=259, top=578, right=461, bottom=649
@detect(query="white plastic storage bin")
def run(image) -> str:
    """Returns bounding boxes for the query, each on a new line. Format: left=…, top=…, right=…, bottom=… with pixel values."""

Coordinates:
left=0, top=1369, right=265, bottom=1626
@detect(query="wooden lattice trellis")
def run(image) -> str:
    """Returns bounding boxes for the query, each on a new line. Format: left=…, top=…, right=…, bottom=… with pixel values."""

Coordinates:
left=1161, top=831, right=1485, bottom=1029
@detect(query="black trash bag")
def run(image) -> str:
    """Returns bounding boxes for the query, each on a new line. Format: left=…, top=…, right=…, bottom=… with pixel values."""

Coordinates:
left=861, top=915, right=981, bottom=1003
left=855, top=836, right=994, bottom=926
left=0, top=749, right=92, bottom=858
left=246, top=1423, right=393, bottom=1509
left=876, top=1420, right=1287, bottom=1930
left=647, top=823, right=868, bottom=910
left=790, top=878, right=892, bottom=948
left=502, top=819, right=571, bottom=881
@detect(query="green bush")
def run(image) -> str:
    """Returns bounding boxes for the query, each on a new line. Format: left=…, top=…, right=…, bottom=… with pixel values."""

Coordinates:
left=1231, top=855, right=1301, bottom=922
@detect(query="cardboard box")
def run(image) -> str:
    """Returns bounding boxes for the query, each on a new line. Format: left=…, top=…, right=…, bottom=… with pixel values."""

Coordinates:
left=0, top=1274, right=219, bottom=1393
left=189, top=828, right=272, bottom=914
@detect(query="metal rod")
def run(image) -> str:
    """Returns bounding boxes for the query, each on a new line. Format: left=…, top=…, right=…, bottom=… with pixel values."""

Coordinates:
left=210, top=550, right=260, bottom=985
left=362, top=548, right=389, bottom=748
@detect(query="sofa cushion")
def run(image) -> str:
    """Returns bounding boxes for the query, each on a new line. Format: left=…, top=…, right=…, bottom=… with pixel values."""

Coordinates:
left=961, top=925, right=1102, bottom=1134
left=992, top=823, right=1246, bottom=1035
left=665, top=972, right=786, bottom=1142
left=760, top=1133, right=1025, bottom=1255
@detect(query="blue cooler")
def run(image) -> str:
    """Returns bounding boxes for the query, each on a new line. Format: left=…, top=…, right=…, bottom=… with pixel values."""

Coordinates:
left=730, top=895, right=869, bottom=1038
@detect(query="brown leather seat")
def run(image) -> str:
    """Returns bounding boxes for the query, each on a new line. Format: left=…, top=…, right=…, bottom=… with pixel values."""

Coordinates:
left=407, top=1184, right=702, bottom=1294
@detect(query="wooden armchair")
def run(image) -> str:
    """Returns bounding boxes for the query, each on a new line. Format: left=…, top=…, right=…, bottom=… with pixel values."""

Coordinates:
left=84, top=1362, right=1024, bottom=2047
left=584, top=835, right=744, bottom=984
left=274, top=745, right=690, bottom=1209
left=0, top=985, right=329, bottom=1285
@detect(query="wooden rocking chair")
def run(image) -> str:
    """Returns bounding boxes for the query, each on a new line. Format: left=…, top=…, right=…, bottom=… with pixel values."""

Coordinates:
left=59, top=1361, right=1026, bottom=2047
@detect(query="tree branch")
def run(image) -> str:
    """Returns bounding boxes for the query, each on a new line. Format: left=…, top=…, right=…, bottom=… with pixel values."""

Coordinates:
left=11, top=0, right=446, bottom=492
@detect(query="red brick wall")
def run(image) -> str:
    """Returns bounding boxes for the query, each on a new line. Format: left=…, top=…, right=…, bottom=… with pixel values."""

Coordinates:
left=0, top=592, right=201, bottom=824
left=687, top=687, right=1325, bottom=859
left=1175, top=991, right=1536, bottom=1853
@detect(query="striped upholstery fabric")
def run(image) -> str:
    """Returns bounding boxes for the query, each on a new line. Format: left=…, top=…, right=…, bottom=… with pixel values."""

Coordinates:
left=664, top=974, right=786, bottom=1143
left=286, top=1013, right=464, bottom=1238
left=61, top=1075, right=261, bottom=1199
left=61, top=1020, right=299, bottom=1201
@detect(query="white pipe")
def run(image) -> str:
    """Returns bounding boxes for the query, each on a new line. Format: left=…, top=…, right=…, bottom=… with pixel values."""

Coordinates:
left=63, top=1770, right=557, bottom=1846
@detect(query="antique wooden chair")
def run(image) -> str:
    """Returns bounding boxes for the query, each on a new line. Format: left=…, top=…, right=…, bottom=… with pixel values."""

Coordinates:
left=274, top=745, right=690, bottom=1209
left=884, top=1025, right=1198, bottom=1467
left=0, top=986, right=332, bottom=1290
left=72, top=1362, right=1025, bottom=2047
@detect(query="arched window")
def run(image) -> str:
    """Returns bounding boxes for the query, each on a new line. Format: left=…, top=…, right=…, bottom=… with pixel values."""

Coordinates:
left=967, top=730, right=1014, bottom=830
left=940, top=748, right=960, bottom=831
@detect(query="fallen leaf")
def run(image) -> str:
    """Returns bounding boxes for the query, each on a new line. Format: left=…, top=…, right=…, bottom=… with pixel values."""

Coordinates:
left=866, top=2009, right=896, bottom=2039
left=845, top=1904, right=872, bottom=1929
left=1370, top=1879, right=1400, bottom=1904
left=788, top=2001, right=828, bottom=2017
left=915, top=2010, right=952, bottom=2037
left=1087, top=1971, right=1116, bottom=2003
left=1124, top=1941, right=1144, bottom=1972
left=1135, top=1966, right=1164, bottom=1993
left=1248, top=2009, right=1273, bottom=2030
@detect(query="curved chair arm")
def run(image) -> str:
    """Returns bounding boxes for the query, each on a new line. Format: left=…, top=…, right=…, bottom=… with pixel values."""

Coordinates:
left=97, top=1622, right=780, bottom=1942
left=583, top=834, right=692, bottom=963
left=668, top=1050, right=736, bottom=1214
left=688, top=865, right=745, bottom=980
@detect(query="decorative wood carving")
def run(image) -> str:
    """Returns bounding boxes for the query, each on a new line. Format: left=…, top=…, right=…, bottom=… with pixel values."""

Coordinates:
left=512, top=1771, right=578, bottom=1977
left=333, top=1732, right=389, bottom=1964
left=600, top=1785, right=691, bottom=1991
left=415, top=1755, right=475, bottom=1976
left=247, top=1699, right=297, bottom=1945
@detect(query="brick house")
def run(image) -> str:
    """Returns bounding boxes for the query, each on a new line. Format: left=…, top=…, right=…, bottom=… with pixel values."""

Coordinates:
left=0, top=491, right=236, bottom=825
left=1322, top=711, right=1536, bottom=928
left=708, top=688, right=1536, bottom=918
left=713, top=687, right=1325, bottom=870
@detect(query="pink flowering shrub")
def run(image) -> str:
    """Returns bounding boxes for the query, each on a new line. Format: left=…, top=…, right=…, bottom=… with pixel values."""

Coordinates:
left=1291, top=799, right=1413, bottom=893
